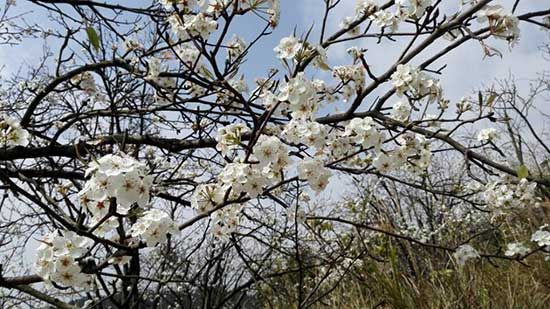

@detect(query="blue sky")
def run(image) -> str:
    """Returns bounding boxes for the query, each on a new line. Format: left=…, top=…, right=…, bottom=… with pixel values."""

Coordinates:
left=3, top=0, right=548, bottom=270
left=2, top=0, right=548, bottom=104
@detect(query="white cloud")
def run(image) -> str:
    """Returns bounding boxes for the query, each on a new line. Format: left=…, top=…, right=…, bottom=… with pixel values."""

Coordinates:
left=292, top=0, right=549, bottom=104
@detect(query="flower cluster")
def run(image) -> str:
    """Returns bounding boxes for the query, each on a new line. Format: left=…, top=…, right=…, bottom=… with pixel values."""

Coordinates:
left=340, top=16, right=361, bottom=36
left=124, top=38, right=143, bottom=52
left=176, top=44, right=202, bottom=67
left=35, top=231, right=94, bottom=289
left=278, top=73, right=320, bottom=119
left=0, top=115, right=29, bottom=146
left=266, top=0, right=281, bottom=27
left=371, top=132, right=430, bottom=174
left=298, top=158, right=332, bottom=192
left=504, top=242, right=530, bottom=257
left=325, top=133, right=355, bottom=160
left=71, top=72, right=97, bottom=94
left=168, top=12, right=217, bottom=40
left=274, top=36, right=303, bottom=60
left=191, top=183, right=226, bottom=214
left=395, top=0, right=432, bottom=19
left=371, top=10, right=401, bottom=32
left=477, top=5, right=520, bottom=45
left=79, top=154, right=153, bottom=217
left=355, top=0, right=377, bottom=17
left=343, top=117, right=385, bottom=150
left=483, top=178, right=539, bottom=211
left=254, top=134, right=291, bottom=173
left=218, top=162, right=269, bottom=199
left=453, top=244, right=479, bottom=266
left=273, top=36, right=328, bottom=70
left=391, top=64, right=442, bottom=102
left=531, top=229, right=550, bottom=247
left=227, top=35, right=246, bottom=61
left=190, top=183, right=243, bottom=240
left=398, top=133, right=431, bottom=172
left=130, top=209, right=179, bottom=247
left=192, top=132, right=292, bottom=239
left=332, top=65, right=366, bottom=101
left=390, top=100, right=412, bottom=121
left=339, top=1, right=378, bottom=34
left=356, top=0, right=433, bottom=33
left=282, top=119, right=327, bottom=150
left=477, top=128, right=499, bottom=142
left=215, top=123, right=250, bottom=155
left=160, top=0, right=200, bottom=10
left=146, top=57, right=176, bottom=89
left=211, top=203, right=243, bottom=240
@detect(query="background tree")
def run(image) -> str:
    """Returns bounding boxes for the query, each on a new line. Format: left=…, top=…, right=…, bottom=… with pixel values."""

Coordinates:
left=0, top=0, right=548, bottom=308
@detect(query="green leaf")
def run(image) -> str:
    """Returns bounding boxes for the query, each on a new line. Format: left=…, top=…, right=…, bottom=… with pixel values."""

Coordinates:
left=517, top=165, right=529, bottom=179
left=86, top=27, right=101, bottom=51
left=486, top=94, right=496, bottom=107
left=316, top=59, right=331, bottom=71
left=478, top=91, right=483, bottom=105
left=198, top=66, right=214, bottom=80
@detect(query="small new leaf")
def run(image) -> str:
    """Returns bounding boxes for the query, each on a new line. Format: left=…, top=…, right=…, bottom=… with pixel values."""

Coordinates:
left=517, top=165, right=529, bottom=179
left=486, top=94, right=496, bottom=107
left=86, top=27, right=101, bottom=51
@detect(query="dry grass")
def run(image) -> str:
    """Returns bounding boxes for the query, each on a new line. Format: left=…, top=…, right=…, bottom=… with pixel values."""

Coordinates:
left=311, top=258, right=550, bottom=309
left=257, top=203, right=550, bottom=308
left=258, top=241, right=550, bottom=309
left=259, top=255, right=550, bottom=309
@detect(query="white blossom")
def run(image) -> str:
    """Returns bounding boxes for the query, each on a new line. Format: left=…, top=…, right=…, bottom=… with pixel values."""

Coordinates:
left=34, top=231, right=92, bottom=289
left=51, top=231, right=90, bottom=257
left=160, top=0, right=199, bottom=10
left=108, top=255, right=132, bottom=265
left=531, top=230, right=550, bottom=247
left=253, top=134, right=289, bottom=169
left=176, top=44, right=201, bottom=67
left=391, top=64, right=441, bottom=102
left=298, top=158, right=332, bottom=192
left=130, top=209, right=179, bottom=247
left=390, top=100, right=411, bottom=121
left=218, top=162, right=269, bottom=198
left=278, top=73, right=319, bottom=119
left=191, top=183, right=226, bottom=214
left=215, top=123, right=250, bottom=155
left=339, top=17, right=361, bottom=36
left=274, top=36, right=302, bottom=60
left=483, top=178, right=539, bottom=211
left=373, top=152, right=396, bottom=173
left=146, top=57, right=176, bottom=88
left=205, top=0, right=231, bottom=16
left=80, top=154, right=153, bottom=216
left=211, top=203, right=243, bottom=240
left=396, top=0, right=432, bottom=19
left=344, top=117, right=385, bottom=149
left=168, top=13, right=217, bottom=40
left=227, top=35, right=247, bottom=61
left=0, top=115, right=30, bottom=146
left=504, top=242, right=530, bottom=257
left=371, top=10, right=401, bottom=32
left=346, top=46, right=363, bottom=61
left=71, top=72, right=97, bottom=94
left=477, top=128, right=498, bottom=142
left=282, top=119, right=327, bottom=149
left=124, top=38, right=143, bottom=52
left=332, top=64, right=366, bottom=91
left=453, top=244, right=480, bottom=265
left=477, top=5, right=520, bottom=45
left=355, top=0, right=377, bottom=17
